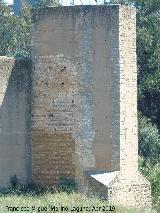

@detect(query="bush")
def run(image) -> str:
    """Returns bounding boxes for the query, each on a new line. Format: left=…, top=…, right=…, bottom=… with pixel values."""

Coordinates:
left=58, top=176, right=76, bottom=193
left=138, top=113, right=160, bottom=165
left=139, top=158, right=160, bottom=211
left=138, top=113, right=160, bottom=211
left=10, top=175, right=19, bottom=189
left=0, top=181, right=56, bottom=197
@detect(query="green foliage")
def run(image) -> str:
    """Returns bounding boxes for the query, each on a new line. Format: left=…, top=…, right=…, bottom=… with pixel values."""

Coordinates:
left=58, top=176, right=77, bottom=193
left=0, top=2, right=31, bottom=57
left=31, top=0, right=61, bottom=23
left=10, top=175, right=19, bottom=189
left=109, top=0, right=128, bottom=4
left=1, top=177, right=76, bottom=196
left=139, top=159, right=160, bottom=212
left=135, top=1, right=160, bottom=126
left=0, top=3, right=17, bottom=56
left=138, top=113, right=160, bottom=211
left=134, top=2, right=160, bottom=208
left=0, top=182, right=56, bottom=196
left=34, top=0, right=60, bottom=9
left=138, top=70, right=160, bottom=125
left=138, top=113, right=160, bottom=165
left=0, top=0, right=60, bottom=57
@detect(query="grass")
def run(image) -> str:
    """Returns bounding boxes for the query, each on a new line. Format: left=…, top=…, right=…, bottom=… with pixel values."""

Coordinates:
left=0, top=191, right=154, bottom=213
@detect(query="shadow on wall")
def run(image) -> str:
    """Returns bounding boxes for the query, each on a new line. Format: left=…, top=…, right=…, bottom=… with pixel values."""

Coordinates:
left=0, top=57, right=32, bottom=188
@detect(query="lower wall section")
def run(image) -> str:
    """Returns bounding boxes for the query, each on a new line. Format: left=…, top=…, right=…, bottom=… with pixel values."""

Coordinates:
left=0, top=57, right=31, bottom=188
left=31, top=130, right=75, bottom=185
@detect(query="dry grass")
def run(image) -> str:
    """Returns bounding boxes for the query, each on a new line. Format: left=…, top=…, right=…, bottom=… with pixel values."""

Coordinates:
left=0, top=191, right=154, bottom=213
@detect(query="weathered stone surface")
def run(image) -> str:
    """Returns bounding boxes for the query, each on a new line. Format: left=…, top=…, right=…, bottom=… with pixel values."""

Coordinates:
left=0, top=57, right=31, bottom=187
left=0, top=5, right=151, bottom=209
left=31, top=130, right=75, bottom=185
left=31, top=5, right=151, bottom=208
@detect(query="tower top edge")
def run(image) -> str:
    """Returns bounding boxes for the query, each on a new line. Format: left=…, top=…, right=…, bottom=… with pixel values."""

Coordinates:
left=32, top=4, right=135, bottom=14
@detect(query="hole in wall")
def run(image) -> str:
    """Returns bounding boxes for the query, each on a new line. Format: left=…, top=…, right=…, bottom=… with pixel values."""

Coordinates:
left=61, top=66, right=67, bottom=72
left=49, top=113, right=53, bottom=117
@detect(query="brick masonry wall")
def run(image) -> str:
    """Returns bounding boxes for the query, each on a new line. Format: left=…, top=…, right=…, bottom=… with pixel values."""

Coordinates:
left=31, top=56, right=78, bottom=185
left=31, top=130, right=75, bottom=185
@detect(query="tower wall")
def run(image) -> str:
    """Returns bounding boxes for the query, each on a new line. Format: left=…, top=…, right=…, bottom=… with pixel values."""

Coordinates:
left=0, top=5, right=151, bottom=209
left=31, top=5, right=122, bottom=186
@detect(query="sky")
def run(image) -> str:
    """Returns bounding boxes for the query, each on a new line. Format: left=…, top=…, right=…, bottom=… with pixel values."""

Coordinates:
left=3, top=0, right=109, bottom=6
left=3, top=0, right=13, bottom=4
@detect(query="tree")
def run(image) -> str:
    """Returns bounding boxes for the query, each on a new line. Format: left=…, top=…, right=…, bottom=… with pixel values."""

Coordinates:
left=0, top=1, right=31, bottom=57
left=34, top=0, right=60, bottom=8
left=0, top=2, right=17, bottom=56
left=138, top=113, right=160, bottom=165
left=0, top=0, right=60, bottom=57
left=136, top=1, right=160, bottom=126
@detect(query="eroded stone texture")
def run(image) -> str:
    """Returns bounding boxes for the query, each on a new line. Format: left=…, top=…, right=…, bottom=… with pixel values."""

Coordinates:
left=31, top=6, right=120, bottom=186
left=0, top=5, right=151, bottom=210
left=31, top=5, right=151, bottom=208
left=31, top=56, right=79, bottom=184
left=31, top=130, right=75, bottom=185
left=0, top=57, right=31, bottom=187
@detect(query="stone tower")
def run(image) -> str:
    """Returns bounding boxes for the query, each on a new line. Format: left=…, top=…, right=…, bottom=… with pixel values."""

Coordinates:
left=31, top=5, right=151, bottom=208
left=0, top=5, right=151, bottom=209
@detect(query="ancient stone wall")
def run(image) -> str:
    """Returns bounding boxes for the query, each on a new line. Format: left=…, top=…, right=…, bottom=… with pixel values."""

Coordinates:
left=31, top=5, right=151, bottom=208
left=0, top=57, right=31, bottom=187
left=119, top=6, right=138, bottom=178
left=31, top=56, right=77, bottom=185
left=31, top=5, right=122, bottom=187
left=0, top=5, right=151, bottom=209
